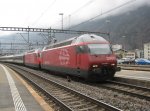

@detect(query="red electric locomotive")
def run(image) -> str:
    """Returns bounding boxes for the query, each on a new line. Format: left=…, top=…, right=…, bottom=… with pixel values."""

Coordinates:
left=41, top=34, right=120, bottom=81
left=24, top=49, right=41, bottom=68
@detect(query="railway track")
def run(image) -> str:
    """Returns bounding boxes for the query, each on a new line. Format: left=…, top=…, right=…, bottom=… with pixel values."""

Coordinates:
left=8, top=64, right=121, bottom=111
left=98, top=80, right=150, bottom=101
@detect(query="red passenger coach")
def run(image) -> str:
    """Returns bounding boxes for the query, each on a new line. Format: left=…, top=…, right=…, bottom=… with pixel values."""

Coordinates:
left=24, top=49, right=41, bottom=68
left=41, top=34, right=119, bottom=81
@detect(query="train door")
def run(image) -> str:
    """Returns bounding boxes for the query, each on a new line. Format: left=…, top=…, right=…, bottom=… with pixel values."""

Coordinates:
left=77, top=52, right=81, bottom=64
left=76, top=46, right=83, bottom=73
left=76, top=45, right=89, bottom=73
left=76, top=55, right=81, bottom=74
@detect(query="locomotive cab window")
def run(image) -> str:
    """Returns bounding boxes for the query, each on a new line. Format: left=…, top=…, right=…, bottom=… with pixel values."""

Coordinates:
left=76, top=45, right=89, bottom=53
left=87, top=44, right=112, bottom=55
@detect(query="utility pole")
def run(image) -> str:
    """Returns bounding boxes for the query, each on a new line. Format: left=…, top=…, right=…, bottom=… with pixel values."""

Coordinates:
left=69, top=15, right=71, bottom=30
left=28, top=26, right=30, bottom=50
left=48, top=27, right=52, bottom=44
left=106, top=20, right=110, bottom=43
left=122, top=36, right=126, bottom=58
left=11, top=43, right=12, bottom=55
left=0, top=41, right=1, bottom=55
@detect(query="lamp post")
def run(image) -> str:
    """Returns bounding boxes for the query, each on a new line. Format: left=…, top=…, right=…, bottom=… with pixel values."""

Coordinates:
left=59, top=13, right=64, bottom=30
left=69, top=14, right=71, bottom=30
left=106, top=20, right=110, bottom=43
left=122, top=36, right=126, bottom=58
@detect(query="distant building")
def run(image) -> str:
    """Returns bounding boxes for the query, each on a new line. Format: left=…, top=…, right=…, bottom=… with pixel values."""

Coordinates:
left=144, top=42, right=150, bottom=60
left=112, top=44, right=122, bottom=51
left=113, top=49, right=127, bottom=59
left=124, top=51, right=136, bottom=59
left=135, top=49, right=144, bottom=58
left=114, top=48, right=136, bottom=59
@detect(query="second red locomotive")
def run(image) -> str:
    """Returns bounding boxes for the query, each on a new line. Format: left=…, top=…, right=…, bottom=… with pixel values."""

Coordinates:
left=24, top=49, right=41, bottom=68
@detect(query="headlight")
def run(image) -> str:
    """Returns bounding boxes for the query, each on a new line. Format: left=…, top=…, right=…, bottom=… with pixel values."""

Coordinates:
left=111, top=63, right=115, bottom=66
left=93, top=65, right=98, bottom=67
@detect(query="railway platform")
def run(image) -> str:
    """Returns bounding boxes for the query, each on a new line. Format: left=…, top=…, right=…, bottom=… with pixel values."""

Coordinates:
left=115, top=70, right=150, bottom=81
left=115, top=70, right=150, bottom=87
left=0, top=64, right=52, bottom=111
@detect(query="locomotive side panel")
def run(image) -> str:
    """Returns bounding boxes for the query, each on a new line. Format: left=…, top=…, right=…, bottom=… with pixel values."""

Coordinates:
left=24, top=52, right=40, bottom=68
left=41, top=45, right=82, bottom=75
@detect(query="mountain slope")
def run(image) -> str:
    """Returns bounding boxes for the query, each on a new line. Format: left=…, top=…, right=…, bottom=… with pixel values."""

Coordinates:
left=1, top=5, right=150, bottom=51
left=71, top=5, right=150, bottom=50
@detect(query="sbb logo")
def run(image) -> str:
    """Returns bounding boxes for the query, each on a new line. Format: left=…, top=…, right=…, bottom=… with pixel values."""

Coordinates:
left=59, top=49, right=70, bottom=65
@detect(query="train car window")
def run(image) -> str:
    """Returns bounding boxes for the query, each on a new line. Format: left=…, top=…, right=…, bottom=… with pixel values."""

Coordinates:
left=76, top=46, right=83, bottom=53
left=88, top=44, right=112, bottom=55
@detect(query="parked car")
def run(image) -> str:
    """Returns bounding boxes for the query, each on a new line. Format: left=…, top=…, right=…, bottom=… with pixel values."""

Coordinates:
left=117, top=58, right=135, bottom=64
left=135, top=58, right=150, bottom=65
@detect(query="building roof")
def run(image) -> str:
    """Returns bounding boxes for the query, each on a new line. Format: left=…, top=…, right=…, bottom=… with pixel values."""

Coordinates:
left=113, top=48, right=127, bottom=52
left=144, top=42, right=150, bottom=45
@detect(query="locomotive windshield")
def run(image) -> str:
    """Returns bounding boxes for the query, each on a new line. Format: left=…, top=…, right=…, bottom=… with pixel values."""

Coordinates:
left=88, top=44, right=112, bottom=55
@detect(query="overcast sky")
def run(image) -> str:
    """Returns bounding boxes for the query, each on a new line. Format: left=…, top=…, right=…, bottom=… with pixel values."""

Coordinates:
left=0, top=0, right=149, bottom=36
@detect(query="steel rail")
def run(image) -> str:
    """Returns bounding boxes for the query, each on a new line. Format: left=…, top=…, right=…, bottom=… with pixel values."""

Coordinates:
left=8, top=64, right=122, bottom=111
left=107, top=80, right=150, bottom=92
left=99, top=80, right=150, bottom=101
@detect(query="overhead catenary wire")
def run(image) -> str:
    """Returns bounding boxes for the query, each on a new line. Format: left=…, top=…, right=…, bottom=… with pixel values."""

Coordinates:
left=32, top=0, right=57, bottom=27
left=70, top=0, right=137, bottom=29
left=69, top=0, right=95, bottom=16
left=52, top=0, right=96, bottom=29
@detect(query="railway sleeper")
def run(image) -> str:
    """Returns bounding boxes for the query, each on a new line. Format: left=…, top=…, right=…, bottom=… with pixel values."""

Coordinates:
left=78, top=105, right=98, bottom=111
left=51, top=89, right=68, bottom=93
left=51, top=91, right=65, bottom=95
left=58, top=95, right=75, bottom=100
left=140, top=92, right=150, bottom=95
left=50, top=88, right=62, bottom=92
left=126, top=89, right=137, bottom=92
left=52, top=92, right=70, bottom=96
left=56, top=95, right=74, bottom=99
left=57, top=93, right=72, bottom=97
left=67, top=99, right=85, bottom=105
left=116, top=87, right=130, bottom=91
left=145, top=93, right=150, bottom=96
left=61, top=97, right=81, bottom=102
left=67, top=102, right=84, bottom=106
left=71, top=102, right=91, bottom=109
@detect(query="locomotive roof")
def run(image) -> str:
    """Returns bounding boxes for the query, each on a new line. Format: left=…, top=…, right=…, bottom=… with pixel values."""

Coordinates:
left=75, top=34, right=108, bottom=43
left=43, top=34, right=108, bottom=50
left=26, top=48, right=41, bottom=54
